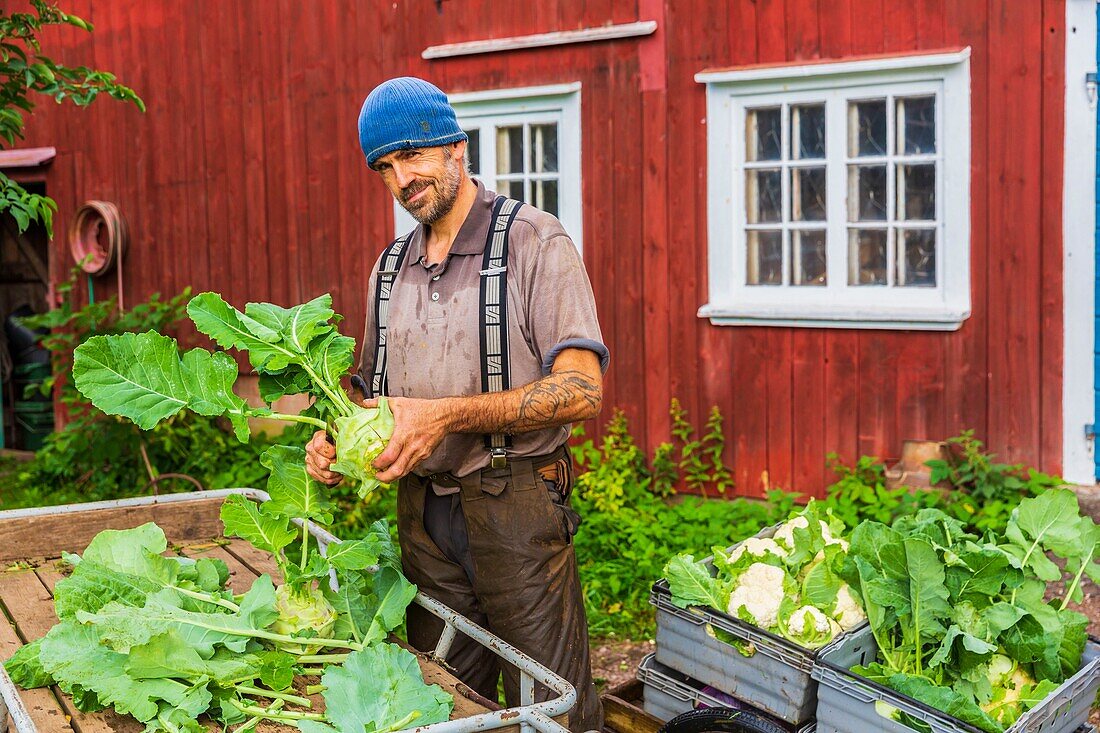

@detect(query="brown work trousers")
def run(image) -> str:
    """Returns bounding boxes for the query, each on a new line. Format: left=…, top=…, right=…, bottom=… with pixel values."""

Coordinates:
left=397, top=452, right=602, bottom=733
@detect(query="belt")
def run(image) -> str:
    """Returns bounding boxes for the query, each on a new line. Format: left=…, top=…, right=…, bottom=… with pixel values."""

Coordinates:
left=426, top=445, right=569, bottom=489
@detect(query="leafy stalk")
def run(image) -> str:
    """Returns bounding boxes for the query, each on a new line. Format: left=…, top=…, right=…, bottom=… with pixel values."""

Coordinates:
left=237, top=685, right=312, bottom=708
left=1059, top=544, right=1094, bottom=611
left=228, top=698, right=325, bottom=722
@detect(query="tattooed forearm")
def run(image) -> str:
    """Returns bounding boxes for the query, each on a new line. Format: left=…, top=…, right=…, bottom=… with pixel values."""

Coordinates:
left=442, top=350, right=604, bottom=435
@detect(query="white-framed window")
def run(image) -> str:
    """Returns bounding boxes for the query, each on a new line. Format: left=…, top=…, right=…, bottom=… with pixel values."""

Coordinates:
left=697, top=50, right=971, bottom=330
left=394, top=83, right=583, bottom=252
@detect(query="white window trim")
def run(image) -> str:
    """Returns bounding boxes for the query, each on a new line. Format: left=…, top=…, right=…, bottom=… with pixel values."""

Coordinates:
left=697, top=49, right=972, bottom=330
left=393, top=83, right=583, bottom=252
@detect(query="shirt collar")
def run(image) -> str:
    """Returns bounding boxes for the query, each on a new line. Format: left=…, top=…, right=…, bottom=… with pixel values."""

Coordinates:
left=406, top=179, right=496, bottom=266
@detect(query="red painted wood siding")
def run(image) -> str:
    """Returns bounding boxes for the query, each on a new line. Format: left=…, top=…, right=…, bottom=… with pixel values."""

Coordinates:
left=16, top=0, right=1066, bottom=496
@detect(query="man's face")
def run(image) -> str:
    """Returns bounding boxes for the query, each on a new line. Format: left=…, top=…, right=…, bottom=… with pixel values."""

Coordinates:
left=373, top=143, right=465, bottom=225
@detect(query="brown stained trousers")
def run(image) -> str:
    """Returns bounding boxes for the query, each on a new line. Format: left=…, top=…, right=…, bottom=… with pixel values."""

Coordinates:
left=397, top=447, right=602, bottom=733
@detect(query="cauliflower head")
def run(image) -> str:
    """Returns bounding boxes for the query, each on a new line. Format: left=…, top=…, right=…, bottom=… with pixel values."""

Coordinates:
left=833, top=584, right=866, bottom=630
left=728, top=537, right=788, bottom=564
left=727, top=562, right=787, bottom=629
left=783, top=605, right=842, bottom=649
left=773, top=516, right=836, bottom=551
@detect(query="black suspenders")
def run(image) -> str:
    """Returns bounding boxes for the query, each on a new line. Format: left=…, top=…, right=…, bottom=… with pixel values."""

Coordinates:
left=480, top=196, right=521, bottom=467
left=370, top=196, right=522, bottom=467
left=369, top=230, right=413, bottom=398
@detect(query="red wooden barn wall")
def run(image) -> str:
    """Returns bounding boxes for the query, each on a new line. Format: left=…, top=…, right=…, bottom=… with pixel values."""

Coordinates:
left=15, top=0, right=1066, bottom=497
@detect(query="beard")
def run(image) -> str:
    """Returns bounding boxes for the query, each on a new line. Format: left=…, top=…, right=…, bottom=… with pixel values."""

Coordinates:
left=400, top=150, right=463, bottom=225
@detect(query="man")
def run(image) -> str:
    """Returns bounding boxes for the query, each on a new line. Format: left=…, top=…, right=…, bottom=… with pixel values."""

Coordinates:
left=304, top=76, right=606, bottom=733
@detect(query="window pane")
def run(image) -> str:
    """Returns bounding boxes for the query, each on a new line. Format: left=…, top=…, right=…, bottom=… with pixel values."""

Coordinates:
left=747, top=230, right=783, bottom=285
left=529, top=123, right=558, bottom=173
left=899, top=164, right=935, bottom=221
left=898, top=229, right=936, bottom=286
left=849, top=100, right=888, bottom=157
left=498, top=178, right=524, bottom=201
left=532, top=178, right=559, bottom=217
left=849, top=229, right=888, bottom=285
left=899, top=96, right=936, bottom=155
left=793, top=230, right=827, bottom=286
left=792, top=103, right=825, bottom=160
left=464, top=128, right=480, bottom=175
left=792, top=167, right=826, bottom=221
left=746, top=169, right=782, bottom=224
left=496, top=126, right=524, bottom=174
left=848, top=165, right=888, bottom=221
left=747, top=107, right=782, bottom=162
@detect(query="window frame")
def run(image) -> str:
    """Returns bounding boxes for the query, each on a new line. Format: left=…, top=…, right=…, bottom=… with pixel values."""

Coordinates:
left=393, top=83, right=583, bottom=253
left=697, top=49, right=972, bottom=330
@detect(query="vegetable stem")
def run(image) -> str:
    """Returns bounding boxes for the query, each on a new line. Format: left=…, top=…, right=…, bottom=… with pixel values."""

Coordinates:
left=237, top=685, right=312, bottom=708
left=229, top=698, right=325, bottom=722
left=296, top=653, right=348, bottom=664
left=170, top=585, right=239, bottom=612
left=301, top=667, right=326, bottom=676
left=267, top=411, right=329, bottom=430
left=1059, top=545, right=1094, bottom=611
left=300, top=363, right=354, bottom=418
left=305, top=683, right=326, bottom=695
left=231, top=699, right=284, bottom=733
left=300, top=520, right=310, bottom=572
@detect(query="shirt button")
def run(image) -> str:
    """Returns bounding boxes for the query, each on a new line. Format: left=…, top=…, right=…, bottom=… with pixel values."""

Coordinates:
left=432, top=275, right=440, bottom=281
left=431, top=292, right=440, bottom=302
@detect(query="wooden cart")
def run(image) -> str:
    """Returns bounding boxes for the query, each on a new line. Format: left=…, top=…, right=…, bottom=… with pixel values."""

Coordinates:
left=0, top=490, right=574, bottom=733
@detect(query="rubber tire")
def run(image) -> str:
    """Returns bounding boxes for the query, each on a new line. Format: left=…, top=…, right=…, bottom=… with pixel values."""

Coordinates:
left=657, top=707, right=791, bottom=733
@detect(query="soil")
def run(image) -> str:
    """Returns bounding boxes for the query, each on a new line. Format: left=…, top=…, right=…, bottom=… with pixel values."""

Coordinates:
left=591, top=638, right=656, bottom=693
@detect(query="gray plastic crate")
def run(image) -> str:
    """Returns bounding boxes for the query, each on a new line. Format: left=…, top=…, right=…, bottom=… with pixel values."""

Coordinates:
left=812, top=625, right=1100, bottom=733
left=650, top=524, right=855, bottom=725
left=637, top=654, right=816, bottom=732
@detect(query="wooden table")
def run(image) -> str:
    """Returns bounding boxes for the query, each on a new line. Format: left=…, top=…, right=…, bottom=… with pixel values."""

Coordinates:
left=0, top=494, right=521, bottom=733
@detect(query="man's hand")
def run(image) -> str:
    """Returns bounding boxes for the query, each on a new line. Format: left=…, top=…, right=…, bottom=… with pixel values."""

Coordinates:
left=366, top=396, right=453, bottom=483
left=305, top=430, right=343, bottom=486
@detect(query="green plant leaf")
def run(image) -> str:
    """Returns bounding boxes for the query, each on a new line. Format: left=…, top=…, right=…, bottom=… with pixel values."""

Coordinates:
left=260, top=445, right=335, bottom=524
left=304, top=643, right=452, bottom=733
left=125, top=631, right=261, bottom=684
left=220, top=494, right=296, bottom=555
left=4, top=639, right=53, bottom=688
left=245, top=295, right=335, bottom=353
left=663, top=554, right=724, bottom=611
left=186, top=292, right=292, bottom=371
left=325, top=539, right=382, bottom=572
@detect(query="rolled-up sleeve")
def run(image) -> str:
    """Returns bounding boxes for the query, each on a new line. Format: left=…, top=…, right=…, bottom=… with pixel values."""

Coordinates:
left=526, top=234, right=610, bottom=376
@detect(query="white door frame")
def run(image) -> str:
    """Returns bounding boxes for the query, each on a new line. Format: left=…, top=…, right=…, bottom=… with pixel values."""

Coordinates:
left=1062, top=0, right=1097, bottom=483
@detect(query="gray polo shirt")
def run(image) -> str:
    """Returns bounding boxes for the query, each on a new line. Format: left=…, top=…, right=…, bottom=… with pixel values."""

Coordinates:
left=355, top=180, right=609, bottom=480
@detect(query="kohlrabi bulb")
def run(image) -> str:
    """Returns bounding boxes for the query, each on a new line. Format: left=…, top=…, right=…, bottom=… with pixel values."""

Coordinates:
left=272, top=583, right=338, bottom=654
left=329, top=396, right=395, bottom=498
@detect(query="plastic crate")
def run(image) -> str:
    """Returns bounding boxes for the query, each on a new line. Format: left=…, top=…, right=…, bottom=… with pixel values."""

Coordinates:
left=811, top=625, right=1100, bottom=733
left=637, top=654, right=816, bottom=732
left=650, top=524, right=857, bottom=725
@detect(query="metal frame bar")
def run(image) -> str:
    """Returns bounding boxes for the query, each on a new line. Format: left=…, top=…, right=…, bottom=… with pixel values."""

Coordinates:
left=0, top=489, right=575, bottom=733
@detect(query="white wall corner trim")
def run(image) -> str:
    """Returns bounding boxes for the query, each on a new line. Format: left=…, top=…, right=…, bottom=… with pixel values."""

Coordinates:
left=422, top=21, right=657, bottom=60
left=1062, top=0, right=1097, bottom=484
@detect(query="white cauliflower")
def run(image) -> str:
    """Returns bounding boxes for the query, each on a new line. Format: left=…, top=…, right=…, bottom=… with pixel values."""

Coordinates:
left=726, top=562, right=787, bottom=628
left=728, top=537, right=788, bottom=564
left=773, top=516, right=836, bottom=551
left=833, top=584, right=866, bottom=630
left=784, top=605, right=842, bottom=648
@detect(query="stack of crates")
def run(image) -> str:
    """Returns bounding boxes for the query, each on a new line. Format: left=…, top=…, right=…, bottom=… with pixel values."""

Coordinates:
left=642, top=525, right=823, bottom=731
left=642, top=526, right=1100, bottom=733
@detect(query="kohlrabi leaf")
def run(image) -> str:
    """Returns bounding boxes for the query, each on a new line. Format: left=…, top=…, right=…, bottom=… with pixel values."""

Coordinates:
left=79, top=576, right=279, bottom=657
left=187, top=292, right=300, bottom=371
left=302, top=643, right=452, bottom=733
left=1005, top=489, right=1088, bottom=565
left=38, top=620, right=205, bottom=722
left=73, top=332, right=252, bottom=438
left=325, top=539, right=382, bottom=572
left=358, top=567, right=418, bottom=647
left=54, top=560, right=162, bottom=619
left=874, top=672, right=1002, bottom=733
left=4, top=639, right=53, bottom=688
left=309, top=331, right=356, bottom=387
left=125, top=631, right=262, bottom=684
left=258, top=367, right=312, bottom=404
left=330, top=398, right=395, bottom=497
left=244, top=295, right=335, bottom=354
left=260, top=445, right=335, bottom=524
left=220, top=494, right=297, bottom=555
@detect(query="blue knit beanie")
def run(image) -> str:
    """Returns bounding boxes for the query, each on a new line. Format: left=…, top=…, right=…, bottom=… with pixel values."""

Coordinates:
left=358, top=77, right=468, bottom=166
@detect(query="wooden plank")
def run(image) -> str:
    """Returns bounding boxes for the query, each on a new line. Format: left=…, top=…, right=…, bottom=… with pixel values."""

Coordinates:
left=985, top=0, right=1043, bottom=465
left=787, top=0, right=821, bottom=61
left=0, top=498, right=226, bottom=561
left=224, top=538, right=285, bottom=584
left=1038, top=0, right=1065, bottom=472
left=732, top=330, right=772, bottom=495
left=0, top=568, right=142, bottom=733
left=0, top=584, right=73, bottom=731
left=791, top=330, right=828, bottom=496
left=0, top=147, right=56, bottom=169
